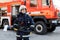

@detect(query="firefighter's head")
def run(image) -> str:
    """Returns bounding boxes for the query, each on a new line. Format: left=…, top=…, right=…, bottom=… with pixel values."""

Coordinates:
left=19, top=5, right=27, bottom=14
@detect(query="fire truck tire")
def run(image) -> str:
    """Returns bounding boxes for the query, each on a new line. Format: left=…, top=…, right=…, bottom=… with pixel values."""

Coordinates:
left=47, top=26, right=56, bottom=32
left=2, top=20, right=9, bottom=28
left=34, top=21, right=47, bottom=35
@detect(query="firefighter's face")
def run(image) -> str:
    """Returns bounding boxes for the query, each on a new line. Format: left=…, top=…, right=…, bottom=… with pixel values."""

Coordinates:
left=21, top=8, right=27, bottom=14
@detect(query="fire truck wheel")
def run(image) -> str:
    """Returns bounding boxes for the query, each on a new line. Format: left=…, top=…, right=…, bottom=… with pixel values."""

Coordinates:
left=47, top=26, right=56, bottom=32
left=2, top=20, right=9, bottom=28
left=34, top=21, right=47, bottom=35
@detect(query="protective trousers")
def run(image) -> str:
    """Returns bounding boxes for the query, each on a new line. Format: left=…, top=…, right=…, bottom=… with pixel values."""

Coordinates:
left=16, top=30, right=29, bottom=40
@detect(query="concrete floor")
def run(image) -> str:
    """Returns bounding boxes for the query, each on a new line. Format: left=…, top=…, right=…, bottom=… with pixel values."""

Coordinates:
left=0, top=27, right=60, bottom=40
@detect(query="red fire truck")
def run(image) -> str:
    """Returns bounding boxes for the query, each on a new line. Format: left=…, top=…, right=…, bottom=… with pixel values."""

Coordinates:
left=0, top=0, right=59, bottom=35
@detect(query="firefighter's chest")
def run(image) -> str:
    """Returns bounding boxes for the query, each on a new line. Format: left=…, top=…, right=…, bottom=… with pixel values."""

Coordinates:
left=19, top=15, right=29, bottom=22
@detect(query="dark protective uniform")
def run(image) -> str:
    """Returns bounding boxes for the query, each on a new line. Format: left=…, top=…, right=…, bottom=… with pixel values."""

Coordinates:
left=14, top=12, right=34, bottom=40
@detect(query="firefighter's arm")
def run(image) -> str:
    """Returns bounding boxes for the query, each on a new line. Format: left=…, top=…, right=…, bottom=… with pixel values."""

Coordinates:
left=28, top=15, right=35, bottom=31
left=13, top=13, right=20, bottom=24
left=13, top=14, right=20, bottom=31
left=28, top=15, right=35, bottom=25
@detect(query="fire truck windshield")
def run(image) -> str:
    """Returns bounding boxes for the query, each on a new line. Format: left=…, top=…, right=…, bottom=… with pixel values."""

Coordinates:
left=53, top=0, right=60, bottom=11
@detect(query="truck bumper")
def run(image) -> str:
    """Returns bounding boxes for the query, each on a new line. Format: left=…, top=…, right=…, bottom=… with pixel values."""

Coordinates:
left=51, top=20, right=60, bottom=26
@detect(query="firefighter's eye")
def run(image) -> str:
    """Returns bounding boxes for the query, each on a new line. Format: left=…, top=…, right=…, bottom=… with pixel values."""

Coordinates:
left=22, top=8, right=26, bottom=10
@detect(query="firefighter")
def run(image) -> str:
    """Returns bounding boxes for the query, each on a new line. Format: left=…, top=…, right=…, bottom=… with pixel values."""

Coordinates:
left=13, top=5, right=34, bottom=40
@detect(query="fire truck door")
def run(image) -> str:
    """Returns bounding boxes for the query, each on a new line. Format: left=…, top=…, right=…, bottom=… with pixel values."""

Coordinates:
left=12, top=5, right=20, bottom=16
left=11, top=5, right=20, bottom=25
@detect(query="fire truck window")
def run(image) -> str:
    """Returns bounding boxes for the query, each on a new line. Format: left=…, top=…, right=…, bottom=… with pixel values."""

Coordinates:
left=2, top=10, right=7, bottom=16
left=30, top=0, right=37, bottom=7
left=46, top=0, right=50, bottom=6
left=24, top=0, right=26, bottom=5
left=42, top=0, right=50, bottom=6
left=12, top=5, right=20, bottom=16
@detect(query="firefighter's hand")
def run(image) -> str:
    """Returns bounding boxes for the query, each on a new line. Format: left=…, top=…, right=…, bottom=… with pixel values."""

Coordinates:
left=30, top=25, right=35, bottom=28
left=30, top=25, right=35, bottom=31
left=13, top=23, right=18, bottom=28
left=14, top=24, right=18, bottom=26
left=14, top=28, right=18, bottom=31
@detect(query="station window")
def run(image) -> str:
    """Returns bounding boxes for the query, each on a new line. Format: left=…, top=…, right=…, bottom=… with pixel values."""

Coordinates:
left=30, top=0, right=37, bottom=7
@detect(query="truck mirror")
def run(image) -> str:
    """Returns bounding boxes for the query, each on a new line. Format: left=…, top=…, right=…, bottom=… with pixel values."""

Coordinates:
left=46, top=0, right=50, bottom=7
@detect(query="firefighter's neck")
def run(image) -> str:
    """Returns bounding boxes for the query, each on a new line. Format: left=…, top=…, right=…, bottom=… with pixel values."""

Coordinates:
left=20, top=12, right=25, bottom=15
